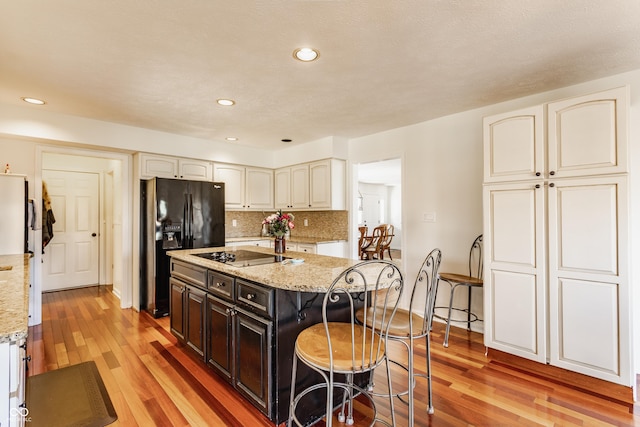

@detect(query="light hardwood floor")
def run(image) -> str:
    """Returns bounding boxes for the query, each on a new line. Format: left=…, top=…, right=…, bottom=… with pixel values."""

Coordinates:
left=28, top=286, right=640, bottom=426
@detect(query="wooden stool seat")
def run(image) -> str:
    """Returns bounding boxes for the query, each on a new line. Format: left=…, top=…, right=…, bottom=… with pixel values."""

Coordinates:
left=437, top=272, right=483, bottom=286
left=356, top=307, right=426, bottom=338
left=296, top=323, right=385, bottom=372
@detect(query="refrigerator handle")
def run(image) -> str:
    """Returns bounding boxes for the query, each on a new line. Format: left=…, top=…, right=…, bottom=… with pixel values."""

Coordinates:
left=187, top=193, right=194, bottom=244
left=183, top=194, right=189, bottom=246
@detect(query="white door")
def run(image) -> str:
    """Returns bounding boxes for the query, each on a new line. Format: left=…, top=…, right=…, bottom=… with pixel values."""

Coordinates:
left=483, top=181, right=546, bottom=362
left=547, top=175, right=630, bottom=385
left=42, top=170, right=100, bottom=291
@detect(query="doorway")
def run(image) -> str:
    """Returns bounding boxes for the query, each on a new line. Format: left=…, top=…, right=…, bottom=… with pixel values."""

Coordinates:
left=35, top=148, right=129, bottom=302
left=41, top=169, right=100, bottom=291
left=355, top=158, right=402, bottom=258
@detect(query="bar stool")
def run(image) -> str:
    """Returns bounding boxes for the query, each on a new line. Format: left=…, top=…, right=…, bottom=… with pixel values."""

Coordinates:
left=435, top=235, right=483, bottom=347
left=356, top=248, right=442, bottom=426
left=288, top=260, right=404, bottom=427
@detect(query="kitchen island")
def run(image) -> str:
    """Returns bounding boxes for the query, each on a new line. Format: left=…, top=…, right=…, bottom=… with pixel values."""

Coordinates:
left=167, top=246, right=367, bottom=425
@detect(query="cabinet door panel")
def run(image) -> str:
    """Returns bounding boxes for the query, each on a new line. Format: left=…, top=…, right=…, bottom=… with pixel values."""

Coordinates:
left=274, top=168, right=291, bottom=208
left=179, top=160, right=212, bottom=181
left=186, top=286, right=206, bottom=357
left=488, top=186, right=538, bottom=266
left=548, top=86, right=628, bottom=177
left=170, top=279, right=185, bottom=341
left=483, top=105, right=544, bottom=182
left=235, top=310, right=272, bottom=416
left=206, top=295, right=233, bottom=381
left=547, top=175, right=629, bottom=384
left=290, top=164, right=310, bottom=208
left=553, top=278, right=619, bottom=375
left=552, top=182, right=618, bottom=275
left=483, top=182, right=546, bottom=362
left=214, top=165, right=245, bottom=208
left=490, top=270, right=540, bottom=356
left=246, top=168, right=273, bottom=209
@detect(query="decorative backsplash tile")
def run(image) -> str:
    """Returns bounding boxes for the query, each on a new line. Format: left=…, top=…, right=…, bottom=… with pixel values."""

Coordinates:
left=225, top=210, right=348, bottom=241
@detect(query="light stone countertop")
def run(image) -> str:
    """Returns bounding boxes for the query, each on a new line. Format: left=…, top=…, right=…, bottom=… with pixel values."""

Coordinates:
left=0, top=254, right=30, bottom=343
left=225, top=236, right=346, bottom=244
left=168, top=246, right=394, bottom=293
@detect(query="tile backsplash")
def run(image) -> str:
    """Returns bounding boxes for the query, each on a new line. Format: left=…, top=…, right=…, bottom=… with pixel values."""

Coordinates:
left=225, top=210, right=348, bottom=241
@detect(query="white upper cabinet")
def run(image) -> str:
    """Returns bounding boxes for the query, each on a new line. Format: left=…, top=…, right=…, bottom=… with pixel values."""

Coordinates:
left=547, top=86, right=628, bottom=178
left=309, top=159, right=345, bottom=210
left=483, top=105, right=544, bottom=183
left=214, top=163, right=273, bottom=210
left=140, top=153, right=212, bottom=181
left=484, top=87, right=628, bottom=182
left=275, top=164, right=310, bottom=209
left=275, top=160, right=345, bottom=210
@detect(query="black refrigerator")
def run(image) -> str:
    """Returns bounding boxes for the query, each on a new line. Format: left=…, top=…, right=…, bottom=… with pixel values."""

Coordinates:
left=141, top=178, right=225, bottom=317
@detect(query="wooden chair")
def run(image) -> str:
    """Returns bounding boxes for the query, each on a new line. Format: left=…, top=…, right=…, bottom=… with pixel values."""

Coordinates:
left=362, top=224, right=395, bottom=260
left=435, top=234, right=483, bottom=347
left=358, top=226, right=371, bottom=259
left=288, top=260, right=403, bottom=427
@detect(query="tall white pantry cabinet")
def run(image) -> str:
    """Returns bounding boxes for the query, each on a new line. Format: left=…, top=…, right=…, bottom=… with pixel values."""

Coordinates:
left=482, top=87, right=632, bottom=386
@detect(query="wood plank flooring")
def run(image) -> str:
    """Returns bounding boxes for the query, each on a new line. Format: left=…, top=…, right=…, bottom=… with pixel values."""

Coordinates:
left=28, top=286, right=640, bottom=426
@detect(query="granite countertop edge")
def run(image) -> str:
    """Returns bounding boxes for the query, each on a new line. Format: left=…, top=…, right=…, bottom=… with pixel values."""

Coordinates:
left=0, top=254, right=30, bottom=343
left=225, top=236, right=346, bottom=244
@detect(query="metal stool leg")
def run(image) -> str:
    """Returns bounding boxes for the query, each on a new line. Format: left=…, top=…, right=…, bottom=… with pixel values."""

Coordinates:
left=443, top=283, right=457, bottom=347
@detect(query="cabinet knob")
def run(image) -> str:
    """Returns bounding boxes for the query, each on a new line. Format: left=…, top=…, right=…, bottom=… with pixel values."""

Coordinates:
left=535, top=172, right=541, bottom=177
left=535, top=184, right=540, bottom=189
left=549, top=183, right=555, bottom=187
left=215, top=282, right=225, bottom=288
left=549, top=171, right=556, bottom=176
left=246, top=293, right=255, bottom=301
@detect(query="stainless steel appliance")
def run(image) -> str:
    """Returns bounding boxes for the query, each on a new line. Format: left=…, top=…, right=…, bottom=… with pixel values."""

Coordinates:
left=141, top=178, right=225, bottom=317
left=194, top=249, right=289, bottom=267
left=0, top=174, right=28, bottom=255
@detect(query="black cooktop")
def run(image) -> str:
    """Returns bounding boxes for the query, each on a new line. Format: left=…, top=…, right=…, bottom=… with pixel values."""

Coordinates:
left=194, top=249, right=289, bottom=267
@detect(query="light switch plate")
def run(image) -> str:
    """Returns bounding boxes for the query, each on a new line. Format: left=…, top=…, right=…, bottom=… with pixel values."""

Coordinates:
left=422, top=212, right=436, bottom=222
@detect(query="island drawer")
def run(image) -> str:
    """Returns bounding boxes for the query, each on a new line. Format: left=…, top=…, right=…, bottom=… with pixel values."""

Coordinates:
left=208, top=271, right=235, bottom=300
left=171, top=260, right=206, bottom=289
left=236, top=279, right=273, bottom=319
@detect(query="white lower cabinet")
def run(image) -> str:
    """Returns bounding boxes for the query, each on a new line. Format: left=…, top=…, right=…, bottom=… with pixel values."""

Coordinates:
left=0, top=339, right=27, bottom=427
left=226, top=240, right=271, bottom=248
left=484, top=175, right=631, bottom=385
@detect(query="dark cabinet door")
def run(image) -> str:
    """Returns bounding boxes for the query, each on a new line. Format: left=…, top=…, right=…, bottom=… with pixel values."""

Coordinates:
left=169, top=278, right=186, bottom=341
left=234, top=308, right=272, bottom=417
left=186, top=286, right=206, bottom=358
left=206, top=295, right=233, bottom=381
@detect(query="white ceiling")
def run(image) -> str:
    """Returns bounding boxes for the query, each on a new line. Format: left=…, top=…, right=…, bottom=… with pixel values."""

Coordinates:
left=1, top=1, right=639, bottom=150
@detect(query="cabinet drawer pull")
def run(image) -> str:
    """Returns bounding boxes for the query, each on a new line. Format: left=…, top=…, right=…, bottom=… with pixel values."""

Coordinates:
left=215, top=282, right=226, bottom=288
left=549, top=183, right=555, bottom=187
left=535, top=184, right=540, bottom=189
left=246, top=293, right=256, bottom=301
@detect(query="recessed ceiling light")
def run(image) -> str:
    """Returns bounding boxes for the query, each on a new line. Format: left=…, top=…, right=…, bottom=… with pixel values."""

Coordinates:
left=293, top=48, right=319, bottom=62
left=21, top=97, right=46, bottom=105
left=217, top=99, right=235, bottom=106
left=226, top=137, right=238, bottom=142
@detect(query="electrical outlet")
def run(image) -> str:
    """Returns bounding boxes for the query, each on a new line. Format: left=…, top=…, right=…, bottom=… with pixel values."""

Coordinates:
left=232, top=219, right=237, bottom=227
left=304, top=218, right=309, bottom=227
